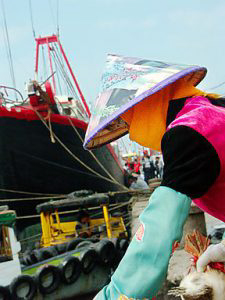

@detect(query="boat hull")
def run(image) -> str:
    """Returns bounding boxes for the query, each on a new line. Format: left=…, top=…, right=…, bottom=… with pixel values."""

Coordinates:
left=0, top=110, right=124, bottom=220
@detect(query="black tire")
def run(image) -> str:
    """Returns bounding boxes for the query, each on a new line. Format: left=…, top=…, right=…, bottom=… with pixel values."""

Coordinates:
left=39, top=247, right=58, bottom=261
left=0, top=286, right=10, bottom=300
left=80, top=248, right=98, bottom=274
left=59, top=256, right=82, bottom=284
left=10, top=275, right=37, bottom=300
left=76, top=240, right=92, bottom=250
left=95, top=240, right=116, bottom=266
left=109, top=238, right=120, bottom=250
left=119, top=239, right=129, bottom=252
left=21, top=254, right=33, bottom=266
left=36, top=265, right=61, bottom=294
left=66, top=238, right=83, bottom=251
left=30, top=249, right=42, bottom=264
left=87, top=237, right=99, bottom=243
left=55, top=243, right=67, bottom=254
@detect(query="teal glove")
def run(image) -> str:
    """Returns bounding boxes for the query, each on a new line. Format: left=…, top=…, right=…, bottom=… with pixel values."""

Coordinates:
left=94, top=186, right=191, bottom=299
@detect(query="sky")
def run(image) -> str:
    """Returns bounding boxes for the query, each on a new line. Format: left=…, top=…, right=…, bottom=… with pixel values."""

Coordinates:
left=1, top=0, right=225, bottom=110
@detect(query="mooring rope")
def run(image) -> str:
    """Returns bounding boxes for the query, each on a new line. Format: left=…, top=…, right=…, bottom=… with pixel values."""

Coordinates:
left=0, top=187, right=61, bottom=196
left=35, top=110, right=128, bottom=190
left=67, top=115, right=128, bottom=190
left=0, top=195, right=65, bottom=202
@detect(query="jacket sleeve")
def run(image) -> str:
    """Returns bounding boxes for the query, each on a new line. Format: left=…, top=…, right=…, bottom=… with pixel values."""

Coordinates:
left=94, top=186, right=191, bottom=299
left=161, top=125, right=220, bottom=198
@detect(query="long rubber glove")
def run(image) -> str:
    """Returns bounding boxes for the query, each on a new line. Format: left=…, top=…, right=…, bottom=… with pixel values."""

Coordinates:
left=197, top=242, right=225, bottom=272
left=94, top=186, right=191, bottom=299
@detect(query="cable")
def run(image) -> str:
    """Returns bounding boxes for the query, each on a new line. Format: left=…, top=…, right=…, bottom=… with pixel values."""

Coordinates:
left=1, top=0, right=17, bottom=99
left=28, top=0, right=36, bottom=38
left=41, top=45, right=48, bottom=80
left=0, top=86, right=24, bottom=101
left=53, top=43, right=89, bottom=119
left=207, top=81, right=225, bottom=91
left=48, top=0, right=57, bottom=33
left=52, top=44, right=79, bottom=99
left=56, top=0, right=59, bottom=36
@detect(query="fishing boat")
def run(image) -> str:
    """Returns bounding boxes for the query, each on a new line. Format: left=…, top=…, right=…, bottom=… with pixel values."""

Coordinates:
left=0, top=35, right=125, bottom=227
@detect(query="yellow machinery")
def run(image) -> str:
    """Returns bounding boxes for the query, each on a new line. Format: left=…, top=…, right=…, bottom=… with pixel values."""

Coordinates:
left=36, top=191, right=128, bottom=248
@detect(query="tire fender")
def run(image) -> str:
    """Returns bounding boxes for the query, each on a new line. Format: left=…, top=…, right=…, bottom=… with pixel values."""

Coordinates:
left=80, top=248, right=98, bottom=274
left=36, top=265, right=61, bottom=294
left=76, top=240, right=92, bottom=250
left=59, top=256, right=82, bottom=284
left=66, top=238, right=84, bottom=251
left=95, top=239, right=116, bottom=266
left=0, top=286, right=11, bottom=300
left=39, top=247, right=58, bottom=261
left=10, top=275, right=36, bottom=300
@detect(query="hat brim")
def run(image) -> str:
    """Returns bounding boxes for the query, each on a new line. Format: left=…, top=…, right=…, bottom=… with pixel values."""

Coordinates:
left=84, top=66, right=206, bottom=150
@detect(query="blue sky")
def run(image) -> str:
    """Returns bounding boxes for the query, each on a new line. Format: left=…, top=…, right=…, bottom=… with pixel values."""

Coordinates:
left=1, top=0, right=225, bottom=109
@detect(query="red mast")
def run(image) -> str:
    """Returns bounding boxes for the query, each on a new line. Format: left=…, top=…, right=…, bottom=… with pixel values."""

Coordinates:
left=34, top=34, right=91, bottom=118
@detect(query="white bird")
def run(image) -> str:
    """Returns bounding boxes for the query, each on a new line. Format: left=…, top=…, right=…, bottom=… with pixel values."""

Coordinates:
left=169, top=230, right=225, bottom=300
left=169, top=269, right=225, bottom=300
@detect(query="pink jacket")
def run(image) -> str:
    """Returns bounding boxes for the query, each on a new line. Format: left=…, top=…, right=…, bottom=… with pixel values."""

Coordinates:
left=168, top=96, right=225, bottom=222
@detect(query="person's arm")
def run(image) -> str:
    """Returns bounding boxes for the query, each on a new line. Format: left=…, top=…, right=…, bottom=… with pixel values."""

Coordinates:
left=95, top=187, right=191, bottom=299
left=196, top=241, right=225, bottom=272
left=94, top=125, right=220, bottom=299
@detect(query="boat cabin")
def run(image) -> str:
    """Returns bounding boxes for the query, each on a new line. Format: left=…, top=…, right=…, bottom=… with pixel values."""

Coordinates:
left=36, top=191, right=128, bottom=248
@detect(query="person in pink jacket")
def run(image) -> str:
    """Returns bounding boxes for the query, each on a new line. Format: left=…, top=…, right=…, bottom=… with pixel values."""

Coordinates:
left=84, top=55, right=225, bottom=299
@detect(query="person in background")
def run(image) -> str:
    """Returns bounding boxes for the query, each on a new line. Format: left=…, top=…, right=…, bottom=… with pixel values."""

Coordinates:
left=154, top=156, right=164, bottom=178
left=127, top=160, right=135, bottom=173
left=128, top=171, right=149, bottom=190
left=142, top=150, right=155, bottom=183
left=76, top=210, right=91, bottom=238
left=133, top=157, right=141, bottom=173
left=123, top=162, right=130, bottom=187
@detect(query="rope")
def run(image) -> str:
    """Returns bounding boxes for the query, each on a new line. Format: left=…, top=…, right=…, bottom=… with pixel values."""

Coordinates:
left=35, top=110, right=128, bottom=189
left=0, top=187, right=61, bottom=196
left=48, top=112, right=56, bottom=143
left=0, top=195, right=65, bottom=202
left=15, top=196, right=133, bottom=220
left=67, top=116, right=129, bottom=191
left=0, top=185, right=153, bottom=206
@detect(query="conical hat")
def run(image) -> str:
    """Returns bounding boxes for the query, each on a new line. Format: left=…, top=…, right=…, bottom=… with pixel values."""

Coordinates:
left=84, top=54, right=207, bottom=150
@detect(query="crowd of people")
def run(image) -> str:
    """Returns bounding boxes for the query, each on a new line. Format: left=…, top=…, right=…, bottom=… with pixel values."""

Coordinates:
left=123, top=150, right=164, bottom=190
